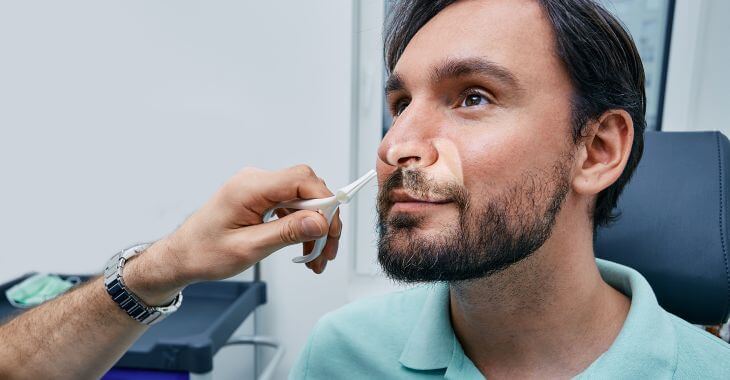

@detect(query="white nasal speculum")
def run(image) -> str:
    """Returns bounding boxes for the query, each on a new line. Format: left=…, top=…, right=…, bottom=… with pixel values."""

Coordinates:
left=263, top=169, right=376, bottom=264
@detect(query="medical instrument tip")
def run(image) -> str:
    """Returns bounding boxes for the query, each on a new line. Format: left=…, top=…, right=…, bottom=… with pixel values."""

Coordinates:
left=335, top=169, right=377, bottom=203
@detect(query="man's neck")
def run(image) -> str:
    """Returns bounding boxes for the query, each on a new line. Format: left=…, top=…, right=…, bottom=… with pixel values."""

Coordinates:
left=449, top=229, right=630, bottom=379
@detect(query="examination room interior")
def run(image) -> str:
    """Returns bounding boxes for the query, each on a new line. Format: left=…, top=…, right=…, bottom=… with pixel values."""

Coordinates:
left=0, top=0, right=729, bottom=379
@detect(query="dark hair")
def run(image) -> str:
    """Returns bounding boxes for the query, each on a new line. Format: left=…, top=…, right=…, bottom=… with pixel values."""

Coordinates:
left=384, top=0, right=646, bottom=228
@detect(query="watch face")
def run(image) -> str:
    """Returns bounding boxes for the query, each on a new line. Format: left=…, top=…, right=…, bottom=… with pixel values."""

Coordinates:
left=104, top=253, right=121, bottom=280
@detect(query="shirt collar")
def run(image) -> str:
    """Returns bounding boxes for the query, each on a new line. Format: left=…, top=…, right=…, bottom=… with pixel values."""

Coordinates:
left=398, top=283, right=454, bottom=370
left=398, top=259, right=678, bottom=378
left=578, top=259, right=677, bottom=378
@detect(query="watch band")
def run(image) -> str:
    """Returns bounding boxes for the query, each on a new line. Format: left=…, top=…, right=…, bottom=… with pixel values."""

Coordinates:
left=103, top=243, right=183, bottom=325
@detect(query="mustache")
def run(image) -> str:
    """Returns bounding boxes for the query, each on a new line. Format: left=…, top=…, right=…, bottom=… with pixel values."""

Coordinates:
left=376, top=168, right=470, bottom=214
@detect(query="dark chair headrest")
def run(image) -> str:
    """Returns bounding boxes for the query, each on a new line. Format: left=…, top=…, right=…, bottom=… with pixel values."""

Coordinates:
left=596, top=131, right=730, bottom=325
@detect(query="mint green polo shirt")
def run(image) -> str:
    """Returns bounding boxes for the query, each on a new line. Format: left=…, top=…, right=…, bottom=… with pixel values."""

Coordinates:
left=290, top=259, right=730, bottom=379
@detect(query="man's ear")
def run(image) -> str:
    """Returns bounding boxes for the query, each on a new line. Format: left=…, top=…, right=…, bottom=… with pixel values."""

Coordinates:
left=572, top=109, right=634, bottom=196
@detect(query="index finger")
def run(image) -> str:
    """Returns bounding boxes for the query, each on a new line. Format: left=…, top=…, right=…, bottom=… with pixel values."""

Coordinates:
left=221, top=165, right=334, bottom=218
left=260, top=166, right=334, bottom=211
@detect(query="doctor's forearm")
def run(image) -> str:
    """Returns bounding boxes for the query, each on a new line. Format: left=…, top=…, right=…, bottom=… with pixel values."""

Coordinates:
left=0, top=243, right=180, bottom=380
left=0, top=277, right=149, bottom=379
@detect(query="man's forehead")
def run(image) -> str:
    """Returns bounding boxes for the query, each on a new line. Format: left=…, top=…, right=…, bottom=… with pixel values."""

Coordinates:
left=392, top=0, right=559, bottom=87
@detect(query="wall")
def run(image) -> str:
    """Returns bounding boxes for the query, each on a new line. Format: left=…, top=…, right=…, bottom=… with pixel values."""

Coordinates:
left=662, top=0, right=730, bottom=133
left=0, top=1, right=354, bottom=379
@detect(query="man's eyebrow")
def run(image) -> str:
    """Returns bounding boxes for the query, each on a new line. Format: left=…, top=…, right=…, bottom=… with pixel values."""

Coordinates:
left=385, top=58, right=522, bottom=97
left=430, top=57, right=522, bottom=91
left=385, top=73, right=405, bottom=96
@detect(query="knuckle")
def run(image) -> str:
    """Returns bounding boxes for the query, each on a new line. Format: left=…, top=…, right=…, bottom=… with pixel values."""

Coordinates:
left=315, top=177, right=333, bottom=196
left=229, top=167, right=262, bottom=190
left=239, top=166, right=262, bottom=177
left=279, top=219, right=299, bottom=244
left=292, top=164, right=315, bottom=177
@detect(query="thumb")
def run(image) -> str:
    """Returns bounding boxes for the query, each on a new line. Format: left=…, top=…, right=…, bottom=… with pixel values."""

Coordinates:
left=245, top=210, right=329, bottom=254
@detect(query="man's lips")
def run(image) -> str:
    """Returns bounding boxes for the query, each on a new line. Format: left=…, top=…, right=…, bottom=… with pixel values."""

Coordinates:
left=389, top=189, right=452, bottom=206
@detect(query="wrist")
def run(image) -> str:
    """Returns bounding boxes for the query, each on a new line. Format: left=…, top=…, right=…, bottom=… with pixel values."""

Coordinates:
left=123, top=240, right=187, bottom=306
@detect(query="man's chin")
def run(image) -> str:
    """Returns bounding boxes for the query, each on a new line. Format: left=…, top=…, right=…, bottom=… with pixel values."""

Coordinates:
left=376, top=224, right=464, bottom=283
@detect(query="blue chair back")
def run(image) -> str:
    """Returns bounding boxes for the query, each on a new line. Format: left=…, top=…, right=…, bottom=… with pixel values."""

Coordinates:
left=596, top=131, right=730, bottom=325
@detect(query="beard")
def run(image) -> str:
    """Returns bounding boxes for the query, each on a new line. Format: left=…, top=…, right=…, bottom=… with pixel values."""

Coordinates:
left=376, top=160, right=572, bottom=283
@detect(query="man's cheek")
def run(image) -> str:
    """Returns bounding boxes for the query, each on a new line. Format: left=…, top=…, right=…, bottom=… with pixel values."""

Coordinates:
left=429, top=138, right=465, bottom=186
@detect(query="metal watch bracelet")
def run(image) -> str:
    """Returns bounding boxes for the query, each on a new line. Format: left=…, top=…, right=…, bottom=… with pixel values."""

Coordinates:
left=103, top=243, right=183, bottom=325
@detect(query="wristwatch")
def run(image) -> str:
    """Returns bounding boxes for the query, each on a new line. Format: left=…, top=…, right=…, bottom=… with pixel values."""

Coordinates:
left=103, top=243, right=183, bottom=325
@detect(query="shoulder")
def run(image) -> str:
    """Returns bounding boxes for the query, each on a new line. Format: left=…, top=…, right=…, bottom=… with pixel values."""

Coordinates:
left=322, top=285, right=432, bottom=327
left=314, top=285, right=432, bottom=348
left=669, top=313, right=730, bottom=378
left=290, top=285, right=434, bottom=379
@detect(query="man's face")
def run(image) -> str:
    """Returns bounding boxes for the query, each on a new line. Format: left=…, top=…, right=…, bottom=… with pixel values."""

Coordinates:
left=376, top=0, right=578, bottom=282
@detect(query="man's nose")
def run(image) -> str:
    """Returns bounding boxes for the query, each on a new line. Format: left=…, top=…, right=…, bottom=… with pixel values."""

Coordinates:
left=381, top=140, right=438, bottom=170
left=377, top=106, right=439, bottom=170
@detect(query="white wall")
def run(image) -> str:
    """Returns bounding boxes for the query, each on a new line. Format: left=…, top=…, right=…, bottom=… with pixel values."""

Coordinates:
left=0, top=1, right=354, bottom=379
left=662, top=0, right=730, bottom=133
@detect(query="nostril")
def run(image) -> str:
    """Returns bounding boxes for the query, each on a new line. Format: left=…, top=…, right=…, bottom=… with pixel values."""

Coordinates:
left=397, top=156, right=421, bottom=166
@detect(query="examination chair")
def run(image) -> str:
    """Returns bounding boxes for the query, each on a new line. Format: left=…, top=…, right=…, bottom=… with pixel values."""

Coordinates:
left=596, top=131, right=730, bottom=326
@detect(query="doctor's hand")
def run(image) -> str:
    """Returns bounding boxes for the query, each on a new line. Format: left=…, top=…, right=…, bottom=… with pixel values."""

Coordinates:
left=123, top=165, right=342, bottom=305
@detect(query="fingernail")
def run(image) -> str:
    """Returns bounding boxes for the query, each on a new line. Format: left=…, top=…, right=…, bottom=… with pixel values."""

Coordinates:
left=301, top=217, right=324, bottom=237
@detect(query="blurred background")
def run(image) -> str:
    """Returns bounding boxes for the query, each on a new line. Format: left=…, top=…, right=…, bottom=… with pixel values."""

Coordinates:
left=0, top=0, right=728, bottom=378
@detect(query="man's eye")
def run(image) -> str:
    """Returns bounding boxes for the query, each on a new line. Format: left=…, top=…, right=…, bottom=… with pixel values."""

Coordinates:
left=393, top=99, right=410, bottom=116
left=459, top=92, right=490, bottom=107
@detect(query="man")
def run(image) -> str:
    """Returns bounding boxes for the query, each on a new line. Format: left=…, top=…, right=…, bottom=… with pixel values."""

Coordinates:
left=290, top=0, right=730, bottom=379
